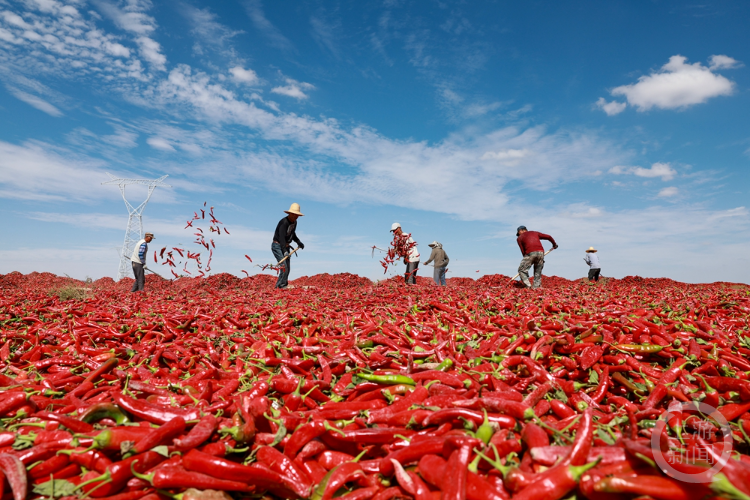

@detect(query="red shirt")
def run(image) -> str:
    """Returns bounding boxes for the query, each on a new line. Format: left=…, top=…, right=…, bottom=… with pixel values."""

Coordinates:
left=517, top=231, right=556, bottom=255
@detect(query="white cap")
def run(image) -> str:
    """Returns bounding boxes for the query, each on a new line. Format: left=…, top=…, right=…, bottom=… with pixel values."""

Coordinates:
left=390, top=222, right=401, bottom=232
left=428, top=241, right=438, bottom=247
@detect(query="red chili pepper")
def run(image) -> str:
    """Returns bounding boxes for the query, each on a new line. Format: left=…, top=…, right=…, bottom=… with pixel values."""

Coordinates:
left=422, top=408, right=516, bottom=428
left=28, top=454, right=70, bottom=479
left=380, top=434, right=456, bottom=476
left=33, top=410, right=94, bottom=433
left=255, top=445, right=313, bottom=498
left=174, top=414, right=217, bottom=451
left=92, top=426, right=152, bottom=450
left=111, top=392, right=201, bottom=424
left=132, top=463, right=254, bottom=492
left=521, top=422, right=549, bottom=449
left=182, top=449, right=298, bottom=497
left=594, top=474, right=710, bottom=500
left=312, top=462, right=366, bottom=500
left=0, top=453, right=27, bottom=500
left=440, top=442, right=471, bottom=500
left=80, top=451, right=166, bottom=498
left=57, top=448, right=113, bottom=473
left=130, top=415, right=186, bottom=455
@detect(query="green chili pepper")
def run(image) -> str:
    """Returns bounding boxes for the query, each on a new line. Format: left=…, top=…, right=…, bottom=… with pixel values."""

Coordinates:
left=616, top=344, right=664, bottom=354
left=357, top=373, right=415, bottom=386
left=475, top=410, right=495, bottom=445
left=436, top=358, right=454, bottom=372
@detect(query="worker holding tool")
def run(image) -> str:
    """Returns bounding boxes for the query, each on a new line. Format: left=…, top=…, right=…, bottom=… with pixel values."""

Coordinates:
left=130, top=232, right=154, bottom=292
left=423, top=241, right=449, bottom=286
left=272, top=203, right=305, bottom=289
left=390, top=223, right=420, bottom=284
left=516, top=226, right=557, bottom=289
left=584, top=246, right=601, bottom=282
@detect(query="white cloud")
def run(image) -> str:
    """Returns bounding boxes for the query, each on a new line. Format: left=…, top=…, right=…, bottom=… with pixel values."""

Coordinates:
left=610, top=55, right=737, bottom=111
left=147, top=136, right=175, bottom=151
left=658, top=187, right=679, bottom=198
left=0, top=140, right=107, bottom=201
left=0, top=1, right=149, bottom=81
left=182, top=5, right=242, bottom=60
left=135, top=35, right=166, bottom=70
left=609, top=162, right=676, bottom=181
left=94, top=0, right=166, bottom=71
left=595, top=97, right=626, bottom=116
left=229, top=66, right=259, bottom=85
left=6, top=88, right=62, bottom=116
left=709, top=55, right=741, bottom=70
left=464, top=101, right=505, bottom=117
left=480, top=148, right=531, bottom=163
left=271, top=78, right=314, bottom=100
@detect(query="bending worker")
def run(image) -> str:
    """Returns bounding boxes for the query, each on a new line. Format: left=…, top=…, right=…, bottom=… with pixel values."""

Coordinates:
left=584, top=246, right=601, bottom=282
left=390, top=223, right=420, bottom=284
left=130, top=232, right=154, bottom=292
left=272, top=203, right=305, bottom=289
left=516, top=225, right=557, bottom=289
left=423, top=241, right=449, bottom=286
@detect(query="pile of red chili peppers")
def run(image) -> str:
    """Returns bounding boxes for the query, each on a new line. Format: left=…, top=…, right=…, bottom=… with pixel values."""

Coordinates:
left=1, top=270, right=750, bottom=500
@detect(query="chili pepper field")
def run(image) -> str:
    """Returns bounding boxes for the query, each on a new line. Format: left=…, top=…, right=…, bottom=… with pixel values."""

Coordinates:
left=2, top=271, right=750, bottom=500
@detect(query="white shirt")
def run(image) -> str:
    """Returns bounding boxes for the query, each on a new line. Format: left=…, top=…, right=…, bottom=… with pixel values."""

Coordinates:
left=584, top=252, right=600, bottom=269
left=406, top=235, right=420, bottom=262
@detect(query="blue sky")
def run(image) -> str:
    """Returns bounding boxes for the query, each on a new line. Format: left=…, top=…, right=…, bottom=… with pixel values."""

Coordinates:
left=1, top=0, right=749, bottom=283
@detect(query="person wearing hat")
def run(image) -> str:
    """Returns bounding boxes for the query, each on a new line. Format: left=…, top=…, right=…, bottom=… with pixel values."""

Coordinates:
left=583, top=247, right=601, bottom=282
left=130, top=232, right=154, bottom=292
left=423, top=241, right=449, bottom=286
left=272, top=203, right=305, bottom=289
left=516, top=226, right=557, bottom=289
left=390, top=223, right=420, bottom=284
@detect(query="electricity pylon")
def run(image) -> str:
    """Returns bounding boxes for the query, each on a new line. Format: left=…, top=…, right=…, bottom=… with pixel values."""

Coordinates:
left=102, top=173, right=171, bottom=281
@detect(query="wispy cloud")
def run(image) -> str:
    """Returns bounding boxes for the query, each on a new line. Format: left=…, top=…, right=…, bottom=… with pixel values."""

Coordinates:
left=244, top=0, right=294, bottom=52
left=271, top=77, right=314, bottom=100
left=181, top=4, right=243, bottom=60
left=310, top=12, right=341, bottom=59
left=609, top=162, right=676, bottom=181
left=5, top=87, right=62, bottom=116
left=93, top=0, right=166, bottom=70
left=658, top=186, right=679, bottom=197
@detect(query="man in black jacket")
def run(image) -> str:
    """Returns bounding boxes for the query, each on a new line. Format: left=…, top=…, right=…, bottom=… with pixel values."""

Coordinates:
left=272, top=203, right=305, bottom=289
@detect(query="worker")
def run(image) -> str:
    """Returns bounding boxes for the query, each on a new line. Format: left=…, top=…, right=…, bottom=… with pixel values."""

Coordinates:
left=130, top=232, right=154, bottom=292
left=584, top=246, right=601, bottom=282
left=516, top=226, right=557, bottom=289
left=390, top=223, right=420, bottom=284
left=272, top=203, right=305, bottom=289
left=423, top=241, right=449, bottom=286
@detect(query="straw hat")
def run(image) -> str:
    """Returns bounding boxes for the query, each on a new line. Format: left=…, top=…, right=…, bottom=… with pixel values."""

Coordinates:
left=284, top=203, right=304, bottom=216
left=145, top=232, right=155, bottom=239
left=586, top=247, right=597, bottom=253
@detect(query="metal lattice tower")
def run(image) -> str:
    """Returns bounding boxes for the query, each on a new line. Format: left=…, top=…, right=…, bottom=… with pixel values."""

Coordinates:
left=102, top=173, right=171, bottom=281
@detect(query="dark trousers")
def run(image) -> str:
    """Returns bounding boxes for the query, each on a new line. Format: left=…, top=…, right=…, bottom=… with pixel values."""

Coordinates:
left=131, top=262, right=145, bottom=292
left=271, top=243, right=290, bottom=288
left=588, top=268, right=601, bottom=281
left=405, top=261, right=419, bottom=284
